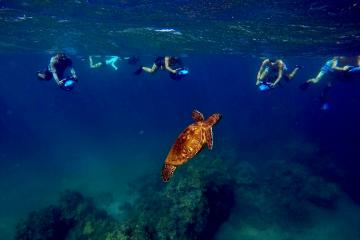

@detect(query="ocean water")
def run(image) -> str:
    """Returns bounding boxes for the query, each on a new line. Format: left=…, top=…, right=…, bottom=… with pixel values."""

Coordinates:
left=1, top=1, right=360, bottom=240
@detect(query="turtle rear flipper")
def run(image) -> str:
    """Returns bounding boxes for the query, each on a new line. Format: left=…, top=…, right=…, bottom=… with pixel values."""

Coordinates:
left=205, top=128, right=213, bottom=150
left=192, top=110, right=204, bottom=122
left=162, top=164, right=177, bottom=182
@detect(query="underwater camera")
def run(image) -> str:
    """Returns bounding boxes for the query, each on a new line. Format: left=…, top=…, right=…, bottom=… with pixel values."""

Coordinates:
left=61, top=76, right=77, bottom=91
left=169, top=67, right=189, bottom=81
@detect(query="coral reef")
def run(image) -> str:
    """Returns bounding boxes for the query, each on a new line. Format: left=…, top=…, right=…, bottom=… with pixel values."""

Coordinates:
left=110, top=154, right=236, bottom=240
left=15, top=191, right=119, bottom=240
left=233, top=160, right=341, bottom=229
left=14, top=154, right=237, bottom=240
left=15, top=205, right=74, bottom=240
left=14, top=154, right=342, bottom=240
left=262, top=161, right=340, bottom=210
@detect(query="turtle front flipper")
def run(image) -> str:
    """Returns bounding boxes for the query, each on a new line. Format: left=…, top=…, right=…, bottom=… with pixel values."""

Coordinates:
left=162, top=164, right=177, bottom=182
left=192, top=110, right=205, bottom=122
left=206, top=113, right=222, bottom=126
left=205, top=128, right=214, bottom=150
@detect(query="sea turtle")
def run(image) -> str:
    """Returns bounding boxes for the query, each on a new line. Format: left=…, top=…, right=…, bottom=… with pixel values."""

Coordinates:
left=161, top=110, right=222, bottom=182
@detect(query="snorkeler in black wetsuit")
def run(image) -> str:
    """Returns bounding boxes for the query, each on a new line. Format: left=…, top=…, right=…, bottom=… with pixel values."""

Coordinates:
left=37, top=53, right=77, bottom=89
left=134, top=56, right=182, bottom=75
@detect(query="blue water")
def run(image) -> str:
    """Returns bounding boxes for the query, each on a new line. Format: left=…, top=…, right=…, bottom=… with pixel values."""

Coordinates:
left=0, top=54, right=359, bottom=239
left=1, top=1, right=360, bottom=239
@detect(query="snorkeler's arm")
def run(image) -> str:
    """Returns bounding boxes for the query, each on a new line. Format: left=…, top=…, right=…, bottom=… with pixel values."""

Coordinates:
left=89, top=56, right=95, bottom=68
left=70, top=67, right=77, bottom=79
left=331, top=58, right=348, bottom=71
left=256, top=64, right=264, bottom=82
left=164, top=57, right=177, bottom=74
left=273, top=66, right=283, bottom=86
left=49, top=57, right=62, bottom=85
left=52, top=72, right=62, bottom=85
left=256, top=59, right=268, bottom=84
left=52, top=73, right=61, bottom=85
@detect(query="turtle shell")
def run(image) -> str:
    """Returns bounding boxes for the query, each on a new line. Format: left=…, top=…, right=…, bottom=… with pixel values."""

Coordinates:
left=161, top=111, right=221, bottom=182
left=165, top=122, right=207, bottom=166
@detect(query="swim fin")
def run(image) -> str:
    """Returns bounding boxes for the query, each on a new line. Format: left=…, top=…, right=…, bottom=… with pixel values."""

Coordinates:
left=36, top=71, right=48, bottom=81
left=299, top=81, right=311, bottom=91
left=134, top=66, right=143, bottom=75
left=321, top=102, right=330, bottom=111
left=127, top=56, right=139, bottom=65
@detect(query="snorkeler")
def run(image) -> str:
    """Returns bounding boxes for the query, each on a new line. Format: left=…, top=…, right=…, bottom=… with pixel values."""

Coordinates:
left=89, top=55, right=140, bottom=71
left=256, top=58, right=301, bottom=91
left=89, top=55, right=121, bottom=70
left=349, top=55, right=360, bottom=73
left=37, top=53, right=77, bottom=90
left=299, top=56, right=350, bottom=90
left=300, top=56, right=360, bottom=110
left=134, top=56, right=189, bottom=80
left=134, top=56, right=182, bottom=75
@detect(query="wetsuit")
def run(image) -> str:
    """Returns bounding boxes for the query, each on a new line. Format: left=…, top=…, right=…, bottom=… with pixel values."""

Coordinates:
left=154, top=56, right=166, bottom=68
left=319, top=59, right=353, bottom=108
left=263, top=62, right=289, bottom=83
left=320, top=59, right=336, bottom=75
left=40, top=57, right=72, bottom=80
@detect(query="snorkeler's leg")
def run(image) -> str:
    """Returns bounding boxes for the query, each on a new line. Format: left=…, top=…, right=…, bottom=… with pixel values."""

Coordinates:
left=309, top=70, right=325, bottom=84
left=37, top=72, right=46, bottom=80
left=258, top=70, right=268, bottom=81
left=142, top=64, right=158, bottom=73
left=106, top=56, right=120, bottom=70
left=319, top=82, right=333, bottom=109
left=89, top=56, right=97, bottom=68
left=300, top=70, right=325, bottom=90
left=287, top=65, right=302, bottom=80
left=37, top=68, right=52, bottom=81
left=300, top=71, right=324, bottom=90
left=110, top=58, right=119, bottom=70
left=89, top=56, right=93, bottom=67
left=111, top=63, right=118, bottom=70
left=89, top=56, right=103, bottom=68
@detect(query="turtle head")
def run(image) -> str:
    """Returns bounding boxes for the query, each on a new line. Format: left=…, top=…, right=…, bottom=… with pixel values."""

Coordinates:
left=161, top=164, right=177, bottom=182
